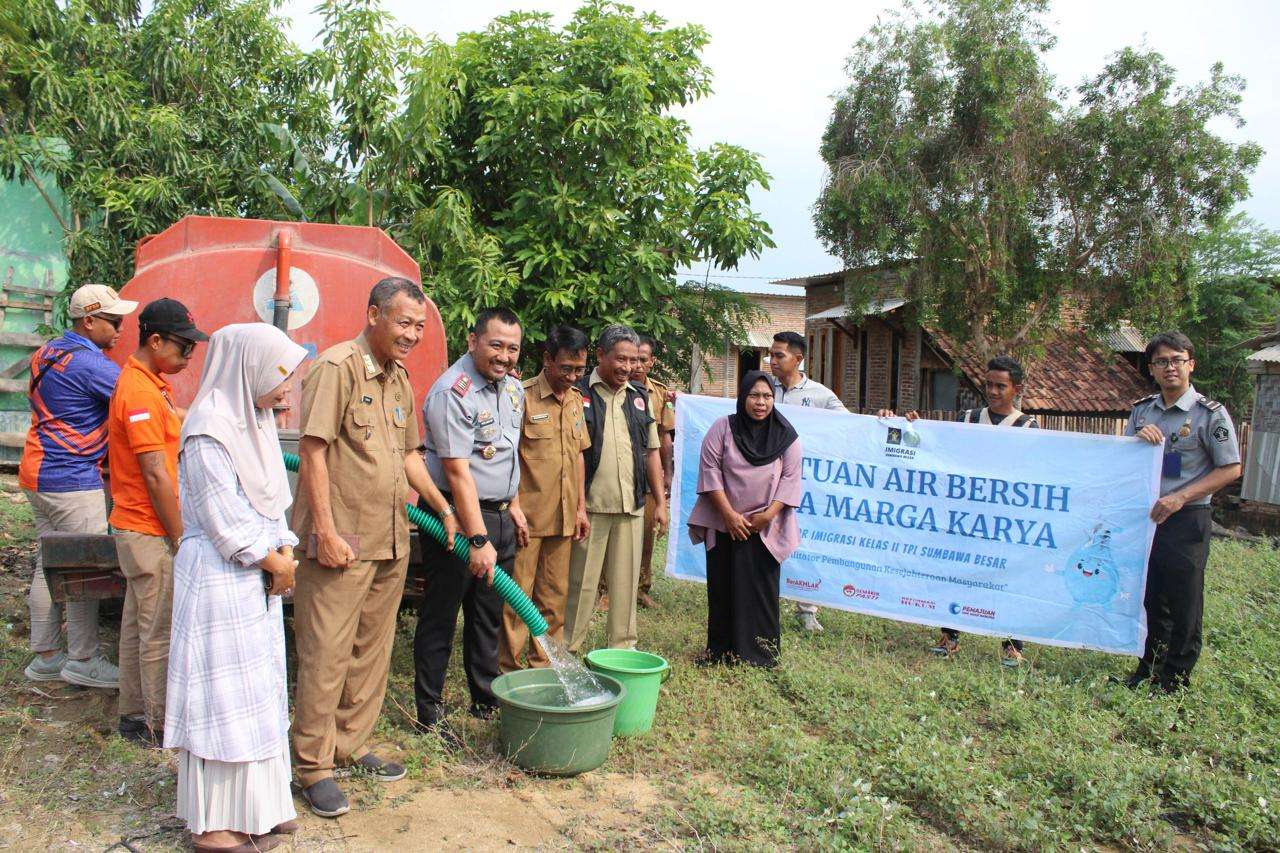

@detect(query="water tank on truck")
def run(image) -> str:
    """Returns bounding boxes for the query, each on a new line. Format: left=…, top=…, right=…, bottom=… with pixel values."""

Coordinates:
left=108, top=215, right=447, bottom=435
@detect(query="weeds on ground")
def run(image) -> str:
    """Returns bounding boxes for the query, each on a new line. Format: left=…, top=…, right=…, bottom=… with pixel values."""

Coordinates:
left=0, top=513, right=1276, bottom=850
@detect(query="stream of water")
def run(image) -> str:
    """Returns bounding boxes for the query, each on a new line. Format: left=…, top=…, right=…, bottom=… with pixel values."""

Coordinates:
left=533, top=634, right=612, bottom=707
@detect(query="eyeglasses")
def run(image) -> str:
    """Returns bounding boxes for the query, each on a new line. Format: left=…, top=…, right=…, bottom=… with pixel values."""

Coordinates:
left=91, top=313, right=123, bottom=330
left=1151, top=357, right=1190, bottom=369
left=161, top=335, right=197, bottom=357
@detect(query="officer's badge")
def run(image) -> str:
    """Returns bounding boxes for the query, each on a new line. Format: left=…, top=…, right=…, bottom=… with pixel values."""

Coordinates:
left=1179, top=423, right=1192, bottom=438
left=480, top=427, right=496, bottom=440
left=482, top=445, right=497, bottom=459
left=634, top=397, right=645, bottom=410
left=451, top=374, right=471, bottom=397
left=530, top=412, right=550, bottom=422
left=1213, top=425, right=1229, bottom=443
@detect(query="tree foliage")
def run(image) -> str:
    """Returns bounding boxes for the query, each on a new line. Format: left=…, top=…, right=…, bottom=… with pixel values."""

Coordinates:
left=814, top=0, right=1262, bottom=359
left=0, top=0, right=332, bottom=290
left=1179, top=214, right=1280, bottom=415
left=391, top=1, right=774, bottom=366
left=2, top=0, right=774, bottom=376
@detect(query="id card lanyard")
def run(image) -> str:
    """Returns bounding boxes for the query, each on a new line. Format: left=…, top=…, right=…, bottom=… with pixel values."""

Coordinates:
left=1163, top=414, right=1192, bottom=478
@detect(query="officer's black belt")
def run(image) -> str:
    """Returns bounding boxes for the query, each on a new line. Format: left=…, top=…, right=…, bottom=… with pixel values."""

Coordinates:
left=441, top=491, right=510, bottom=513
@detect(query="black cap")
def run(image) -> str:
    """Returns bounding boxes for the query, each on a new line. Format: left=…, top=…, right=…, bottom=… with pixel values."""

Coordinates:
left=138, top=298, right=209, bottom=342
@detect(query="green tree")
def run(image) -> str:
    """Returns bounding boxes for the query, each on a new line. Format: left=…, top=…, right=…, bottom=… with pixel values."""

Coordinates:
left=1179, top=214, right=1280, bottom=414
left=814, top=0, right=1262, bottom=359
left=0, top=0, right=332, bottom=291
left=393, top=1, right=774, bottom=368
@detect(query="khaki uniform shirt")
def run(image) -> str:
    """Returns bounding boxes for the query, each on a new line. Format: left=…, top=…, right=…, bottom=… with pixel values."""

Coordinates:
left=291, top=335, right=418, bottom=562
left=646, top=376, right=675, bottom=433
left=586, top=368, right=660, bottom=516
left=518, top=371, right=591, bottom=537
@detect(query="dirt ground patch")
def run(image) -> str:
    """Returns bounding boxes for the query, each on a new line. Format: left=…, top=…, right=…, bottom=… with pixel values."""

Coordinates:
left=290, top=772, right=666, bottom=851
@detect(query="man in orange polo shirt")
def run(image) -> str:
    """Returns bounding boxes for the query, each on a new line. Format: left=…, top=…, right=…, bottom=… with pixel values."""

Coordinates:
left=107, top=298, right=207, bottom=744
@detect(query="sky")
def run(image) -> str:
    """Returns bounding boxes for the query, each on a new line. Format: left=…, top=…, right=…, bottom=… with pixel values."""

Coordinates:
left=278, top=0, right=1279, bottom=288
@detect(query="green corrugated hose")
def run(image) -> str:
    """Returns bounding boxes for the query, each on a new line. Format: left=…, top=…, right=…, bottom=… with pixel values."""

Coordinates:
left=281, top=451, right=547, bottom=637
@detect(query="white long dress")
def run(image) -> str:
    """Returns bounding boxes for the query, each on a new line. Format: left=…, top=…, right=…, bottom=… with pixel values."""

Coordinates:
left=164, top=435, right=297, bottom=835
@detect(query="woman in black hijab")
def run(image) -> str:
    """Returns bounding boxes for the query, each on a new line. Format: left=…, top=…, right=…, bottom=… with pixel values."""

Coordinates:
left=687, top=371, right=804, bottom=666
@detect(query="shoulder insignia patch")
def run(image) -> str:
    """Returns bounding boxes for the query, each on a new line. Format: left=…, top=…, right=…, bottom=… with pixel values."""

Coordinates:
left=451, top=374, right=471, bottom=397
left=1197, top=395, right=1223, bottom=412
left=318, top=341, right=357, bottom=365
left=1131, top=393, right=1159, bottom=408
left=1213, top=424, right=1230, bottom=443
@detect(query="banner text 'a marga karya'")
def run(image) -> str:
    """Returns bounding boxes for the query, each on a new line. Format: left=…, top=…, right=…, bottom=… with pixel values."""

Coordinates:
left=666, top=395, right=1163, bottom=655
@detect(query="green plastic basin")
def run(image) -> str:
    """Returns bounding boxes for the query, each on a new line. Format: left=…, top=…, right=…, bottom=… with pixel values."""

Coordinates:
left=585, top=649, right=670, bottom=737
left=491, top=668, right=624, bottom=776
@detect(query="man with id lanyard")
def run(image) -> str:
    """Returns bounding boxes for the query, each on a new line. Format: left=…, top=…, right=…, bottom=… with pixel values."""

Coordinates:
left=1119, top=331, right=1240, bottom=694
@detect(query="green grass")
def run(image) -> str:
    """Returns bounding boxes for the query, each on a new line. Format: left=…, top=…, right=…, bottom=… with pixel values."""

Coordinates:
left=0, top=491, right=34, bottom=546
left=0, top=518, right=1275, bottom=850
left=379, top=537, right=1280, bottom=850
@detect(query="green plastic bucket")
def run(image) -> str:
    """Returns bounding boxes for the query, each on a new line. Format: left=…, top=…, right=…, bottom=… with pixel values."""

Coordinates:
left=491, top=669, right=625, bottom=776
left=585, top=649, right=670, bottom=736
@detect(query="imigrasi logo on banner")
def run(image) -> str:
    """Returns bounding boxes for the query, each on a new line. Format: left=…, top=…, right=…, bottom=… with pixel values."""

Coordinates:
left=843, top=584, right=880, bottom=600
left=883, top=425, right=920, bottom=460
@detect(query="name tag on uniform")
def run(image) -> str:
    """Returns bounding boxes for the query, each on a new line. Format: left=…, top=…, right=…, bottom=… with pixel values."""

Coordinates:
left=362, top=395, right=373, bottom=405
left=530, top=412, right=550, bottom=422
left=1163, top=452, right=1182, bottom=478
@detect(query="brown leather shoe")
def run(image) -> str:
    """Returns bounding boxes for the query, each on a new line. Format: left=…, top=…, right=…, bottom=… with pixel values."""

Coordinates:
left=637, top=592, right=655, bottom=610
left=194, top=833, right=281, bottom=852
left=270, top=820, right=299, bottom=834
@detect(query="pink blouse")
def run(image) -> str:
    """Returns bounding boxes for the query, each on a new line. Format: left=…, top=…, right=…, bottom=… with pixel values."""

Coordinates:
left=687, top=416, right=804, bottom=564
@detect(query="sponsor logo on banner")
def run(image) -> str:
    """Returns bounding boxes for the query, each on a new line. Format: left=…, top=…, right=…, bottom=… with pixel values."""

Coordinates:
left=785, top=578, right=821, bottom=591
left=884, top=426, right=918, bottom=460
left=843, top=584, right=879, bottom=600
left=949, top=603, right=996, bottom=619
left=900, top=596, right=936, bottom=610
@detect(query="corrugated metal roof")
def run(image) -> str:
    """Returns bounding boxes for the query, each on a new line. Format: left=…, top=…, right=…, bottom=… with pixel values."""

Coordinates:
left=734, top=330, right=774, bottom=348
left=805, top=297, right=907, bottom=322
left=1102, top=323, right=1146, bottom=353
left=704, top=280, right=807, bottom=297
left=1246, top=345, right=1280, bottom=363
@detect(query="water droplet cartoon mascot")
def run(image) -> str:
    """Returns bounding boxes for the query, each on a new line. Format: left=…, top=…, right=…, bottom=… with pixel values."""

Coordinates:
left=1063, top=523, right=1120, bottom=605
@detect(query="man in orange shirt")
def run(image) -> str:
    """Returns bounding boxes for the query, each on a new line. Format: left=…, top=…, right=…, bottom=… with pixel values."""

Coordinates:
left=107, top=298, right=207, bottom=744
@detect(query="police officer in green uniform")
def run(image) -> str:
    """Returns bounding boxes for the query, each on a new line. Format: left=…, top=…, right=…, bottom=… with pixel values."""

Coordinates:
left=415, top=308, right=529, bottom=728
left=1120, top=331, right=1241, bottom=693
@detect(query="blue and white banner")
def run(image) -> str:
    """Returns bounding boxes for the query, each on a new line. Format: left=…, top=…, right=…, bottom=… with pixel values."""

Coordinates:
left=665, top=395, right=1162, bottom=655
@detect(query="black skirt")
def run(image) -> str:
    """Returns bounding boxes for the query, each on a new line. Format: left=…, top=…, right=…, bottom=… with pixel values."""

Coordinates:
left=705, top=533, right=781, bottom=667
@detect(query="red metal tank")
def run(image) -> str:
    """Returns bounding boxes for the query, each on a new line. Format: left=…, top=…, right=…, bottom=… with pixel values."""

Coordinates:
left=111, top=216, right=447, bottom=432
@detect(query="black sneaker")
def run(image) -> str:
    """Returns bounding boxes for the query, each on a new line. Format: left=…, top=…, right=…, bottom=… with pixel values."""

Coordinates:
left=342, top=752, right=406, bottom=783
left=118, top=715, right=147, bottom=739
left=301, top=777, right=350, bottom=818
left=1110, top=667, right=1154, bottom=690
left=468, top=702, right=498, bottom=721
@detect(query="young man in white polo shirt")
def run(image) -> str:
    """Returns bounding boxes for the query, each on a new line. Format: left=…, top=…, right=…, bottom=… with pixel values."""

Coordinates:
left=768, top=331, right=847, bottom=633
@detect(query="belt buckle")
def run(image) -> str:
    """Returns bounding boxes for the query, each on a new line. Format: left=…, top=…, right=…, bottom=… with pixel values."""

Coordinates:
left=498, top=501, right=510, bottom=512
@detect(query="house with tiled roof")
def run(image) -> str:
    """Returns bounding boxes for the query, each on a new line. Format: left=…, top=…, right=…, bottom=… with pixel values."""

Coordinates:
left=779, top=266, right=1152, bottom=417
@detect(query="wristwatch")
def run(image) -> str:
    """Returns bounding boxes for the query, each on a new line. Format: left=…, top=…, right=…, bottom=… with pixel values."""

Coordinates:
left=468, top=533, right=489, bottom=549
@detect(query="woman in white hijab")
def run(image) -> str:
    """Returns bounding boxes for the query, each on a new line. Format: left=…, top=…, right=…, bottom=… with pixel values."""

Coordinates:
left=165, top=324, right=306, bottom=852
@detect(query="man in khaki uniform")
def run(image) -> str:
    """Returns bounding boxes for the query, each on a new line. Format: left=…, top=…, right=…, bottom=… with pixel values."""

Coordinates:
left=565, top=325, right=668, bottom=651
left=598, top=333, right=674, bottom=611
left=634, top=335, right=674, bottom=608
left=500, top=326, right=592, bottom=672
left=291, top=278, right=458, bottom=818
